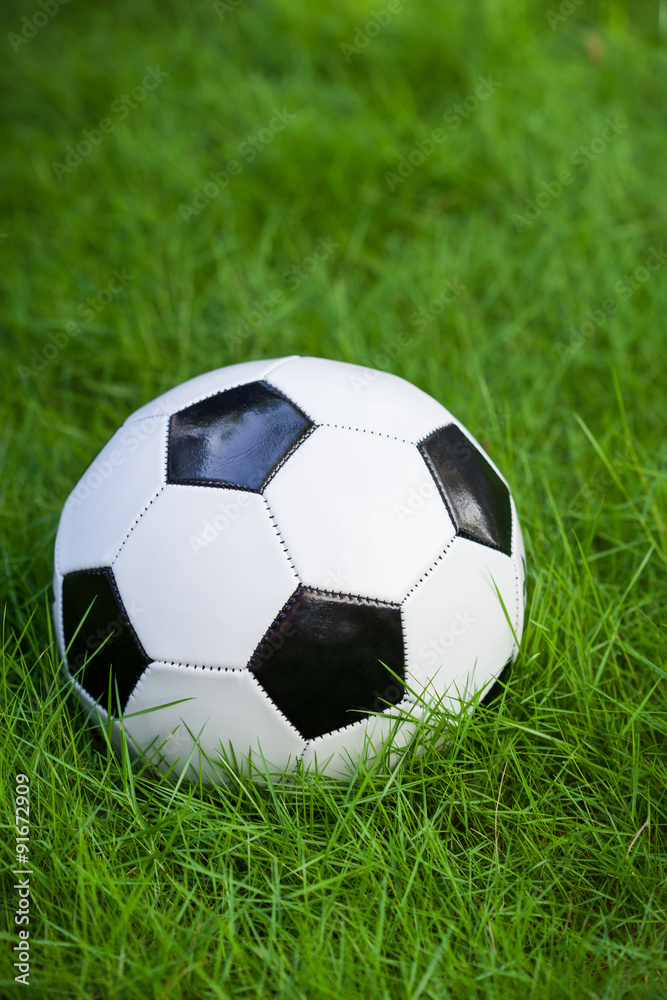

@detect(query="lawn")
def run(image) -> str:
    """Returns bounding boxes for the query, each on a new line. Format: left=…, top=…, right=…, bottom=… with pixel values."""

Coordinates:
left=1, top=0, right=666, bottom=997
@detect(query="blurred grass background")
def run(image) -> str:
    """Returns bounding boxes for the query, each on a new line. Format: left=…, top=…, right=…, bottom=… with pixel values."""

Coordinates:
left=1, top=1, right=666, bottom=998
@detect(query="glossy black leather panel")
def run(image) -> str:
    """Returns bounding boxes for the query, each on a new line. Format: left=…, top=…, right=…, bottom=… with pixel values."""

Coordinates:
left=419, top=424, right=512, bottom=555
left=168, top=381, right=313, bottom=491
left=250, top=588, right=405, bottom=739
left=62, top=568, right=148, bottom=712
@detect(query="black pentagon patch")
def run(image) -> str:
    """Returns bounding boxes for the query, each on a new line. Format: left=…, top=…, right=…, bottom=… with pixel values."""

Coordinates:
left=168, top=380, right=313, bottom=492
left=62, top=568, right=148, bottom=712
left=419, top=424, right=512, bottom=555
left=249, top=588, right=405, bottom=740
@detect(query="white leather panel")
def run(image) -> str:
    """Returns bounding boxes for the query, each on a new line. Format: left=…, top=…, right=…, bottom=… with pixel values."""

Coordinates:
left=56, top=415, right=168, bottom=575
left=123, top=662, right=305, bottom=780
left=124, top=356, right=299, bottom=423
left=265, top=426, right=456, bottom=603
left=265, top=356, right=453, bottom=443
left=401, top=536, right=519, bottom=709
left=300, top=697, right=416, bottom=778
left=112, top=485, right=298, bottom=668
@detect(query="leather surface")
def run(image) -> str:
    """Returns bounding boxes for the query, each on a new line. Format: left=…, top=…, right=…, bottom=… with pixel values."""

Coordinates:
left=55, top=355, right=527, bottom=783
left=401, top=536, right=518, bottom=707
left=56, top=414, right=168, bottom=575
left=512, top=493, right=527, bottom=643
left=266, top=355, right=452, bottom=443
left=300, top=699, right=415, bottom=778
left=168, top=380, right=312, bottom=491
left=250, top=588, right=404, bottom=739
left=125, top=356, right=299, bottom=423
left=123, top=662, right=304, bottom=780
left=419, top=424, right=512, bottom=555
left=264, top=426, right=456, bottom=603
left=62, top=568, right=149, bottom=712
left=113, top=485, right=298, bottom=668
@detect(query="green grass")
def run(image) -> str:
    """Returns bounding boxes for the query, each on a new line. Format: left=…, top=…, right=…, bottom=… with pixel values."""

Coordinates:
left=1, top=0, right=666, bottom=997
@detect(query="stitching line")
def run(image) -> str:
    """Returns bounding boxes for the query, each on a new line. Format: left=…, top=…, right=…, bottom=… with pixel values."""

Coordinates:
left=247, top=586, right=302, bottom=671
left=261, top=424, right=316, bottom=489
left=130, top=356, right=302, bottom=422
left=111, top=484, right=166, bottom=564
left=400, top=534, right=458, bottom=603
left=261, top=494, right=300, bottom=578
left=321, top=422, right=412, bottom=444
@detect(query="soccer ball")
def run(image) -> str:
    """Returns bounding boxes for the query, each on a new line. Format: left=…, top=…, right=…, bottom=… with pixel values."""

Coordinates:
left=53, top=356, right=526, bottom=781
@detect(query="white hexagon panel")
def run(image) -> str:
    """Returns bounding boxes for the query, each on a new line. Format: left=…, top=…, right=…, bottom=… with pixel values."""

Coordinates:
left=54, top=356, right=526, bottom=781
left=263, top=426, right=456, bottom=604
left=112, top=485, right=298, bottom=668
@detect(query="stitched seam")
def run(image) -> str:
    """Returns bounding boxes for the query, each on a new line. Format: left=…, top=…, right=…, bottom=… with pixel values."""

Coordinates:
left=321, top=422, right=411, bottom=444
left=137, top=357, right=302, bottom=422
left=126, top=660, right=305, bottom=745
left=457, top=526, right=508, bottom=556
left=54, top=523, right=62, bottom=578
left=150, top=661, right=247, bottom=672
left=262, top=354, right=301, bottom=381
left=61, top=566, right=150, bottom=667
left=401, top=534, right=458, bottom=603
left=261, top=495, right=300, bottom=578
left=415, top=422, right=453, bottom=448
left=418, top=428, right=512, bottom=556
left=162, top=409, right=169, bottom=486
left=261, top=424, right=316, bottom=489
left=121, top=411, right=170, bottom=429
left=306, top=693, right=415, bottom=744
left=245, top=671, right=306, bottom=740
left=418, top=443, right=458, bottom=532
left=296, top=740, right=311, bottom=768
left=104, top=566, right=150, bottom=663
left=247, top=586, right=302, bottom=670
left=54, top=536, right=66, bottom=655
left=61, top=565, right=110, bottom=661
left=400, top=605, right=411, bottom=697
left=111, top=484, right=166, bottom=563
left=165, top=378, right=314, bottom=487
left=123, top=661, right=154, bottom=714
left=511, top=503, right=522, bottom=654
left=310, top=587, right=401, bottom=609
left=165, top=478, right=262, bottom=493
